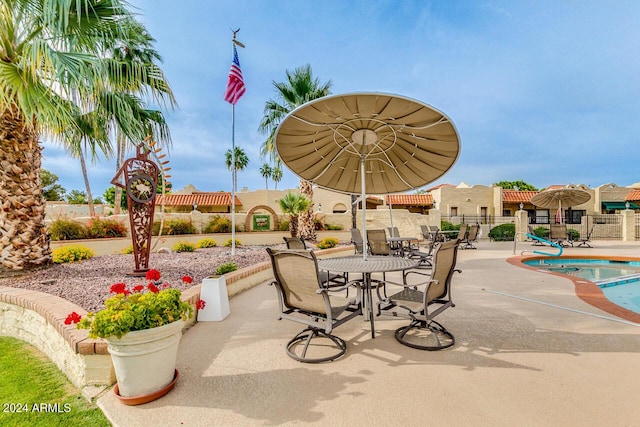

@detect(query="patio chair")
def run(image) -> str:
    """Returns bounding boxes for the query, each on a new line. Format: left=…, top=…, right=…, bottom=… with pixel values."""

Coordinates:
left=377, top=239, right=461, bottom=350
left=266, top=248, right=362, bottom=363
left=283, top=237, right=347, bottom=287
left=460, top=223, right=479, bottom=249
left=454, top=223, right=468, bottom=242
left=387, top=226, right=400, bottom=237
left=576, top=225, right=595, bottom=248
left=549, top=224, right=571, bottom=247
left=350, top=228, right=364, bottom=254
left=367, top=229, right=394, bottom=256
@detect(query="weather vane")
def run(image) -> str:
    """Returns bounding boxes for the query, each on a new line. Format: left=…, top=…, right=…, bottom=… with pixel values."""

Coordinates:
left=231, top=28, right=245, bottom=48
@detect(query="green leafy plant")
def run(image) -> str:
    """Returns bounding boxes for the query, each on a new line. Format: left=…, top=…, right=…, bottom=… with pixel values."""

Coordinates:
left=52, top=244, right=95, bottom=263
left=120, top=244, right=134, bottom=254
left=153, top=218, right=196, bottom=235
left=568, top=228, right=580, bottom=241
left=196, top=238, right=217, bottom=248
left=203, top=215, right=232, bottom=233
left=215, top=262, right=238, bottom=275
left=223, top=238, right=242, bottom=247
left=65, top=270, right=197, bottom=339
left=532, top=226, right=549, bottom=238
left=317, top=237, right=339, bottom=249
left=173, top=241, right=196, bottom=252
left=86, top=217, right=128, bottom=238
left=488, top=223, right=515, bottom=241
left=48, top=218, right=88, bottom=240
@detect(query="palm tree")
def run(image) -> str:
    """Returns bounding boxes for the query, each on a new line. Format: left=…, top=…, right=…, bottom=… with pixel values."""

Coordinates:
left=259, top=163, right=272, bottom=190
left=0, top=0, right=169, bottom=271
left=272, top=165, right=283, bottom=190
left=279, top=193, right=311, bottom=238
left=258, top=64, right=332, bottom=241
left=225, top=147, right=249, bottom=193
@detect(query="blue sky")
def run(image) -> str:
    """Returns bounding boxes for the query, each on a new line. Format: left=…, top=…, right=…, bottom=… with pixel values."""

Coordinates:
left=42, top=0, right=640, bottom=199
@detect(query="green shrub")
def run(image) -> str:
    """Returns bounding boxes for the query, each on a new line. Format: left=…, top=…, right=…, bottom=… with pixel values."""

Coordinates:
left=279, top=220, right=290, bottom=232
left=204, top=215, right=232, bottom=233
left=324, top=223, right=343, bottom=230
left=215, top=262, right=238, bottom=275
left=48, top=218, right=88, bottom=241
left=440, top=221, right=461, bottom=232
left=120, top=245, right=133, bottom=254
left=532, top=226, right=549, bottom=238
left=317, top=237, right=339, bottom=249
left=488, top=223, right=515, bottom=241
left=172, top=241, right=196, bottom=253
left=223, top=238, right=242, bottom=247
left=196, top=238, right=217, bottom=248
left=568, top=228, right=580, bottom=241
left=153, top=219, right=196, bottom=235
left=52, top=244, right=95, bottom=263
left=86, top=217, right=128, bottom=238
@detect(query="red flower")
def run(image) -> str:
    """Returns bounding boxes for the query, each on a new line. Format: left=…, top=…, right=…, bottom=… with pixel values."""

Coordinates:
left=182, top=275, right=193, bottom=284
left=146, top=269, right=161, bottom=282
left=196, top=299, right=206, bottom=310
left=147, top=283, right=160, bottom=293
left=132, top=284, right=144, bottom=293
left=110, top=283, right=131, bottom=295
left=65, top=312, right=82, bottom=325
left=162, top=283, right=169, bottom=289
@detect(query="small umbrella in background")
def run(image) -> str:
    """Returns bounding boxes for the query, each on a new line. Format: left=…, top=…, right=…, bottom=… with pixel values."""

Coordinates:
left=274, top=92, right=460, bottom=259
left=531, top=185, right=592, bottom=224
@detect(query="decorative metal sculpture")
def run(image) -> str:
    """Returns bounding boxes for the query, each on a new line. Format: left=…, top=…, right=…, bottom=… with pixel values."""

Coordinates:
left=112, top=144, right=159, bottom=276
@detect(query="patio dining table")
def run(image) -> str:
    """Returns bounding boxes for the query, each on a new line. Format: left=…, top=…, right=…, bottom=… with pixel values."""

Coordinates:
left=318, top=256, right=419, bottom=338
left=387, top=236, right=420, bottom=257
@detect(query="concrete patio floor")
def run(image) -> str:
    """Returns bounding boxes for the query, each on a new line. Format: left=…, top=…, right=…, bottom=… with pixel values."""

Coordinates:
left=98, top=241, right=640, bottom=426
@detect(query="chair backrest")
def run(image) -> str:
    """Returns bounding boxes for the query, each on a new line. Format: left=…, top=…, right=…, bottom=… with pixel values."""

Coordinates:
left=549, top=224, right=567, bottom=239
left=466, top=224, right=479, bottom=241
left=420, top=225, right=430, bottom=239
left=426, top=239, right=460, bottom=304
left=367, top=229, right=391, bottom=255
left=283, top=236, right=306, bottom=250
left=456, top=223, right=468, bottom=240
left=267, top=248, right=327, bottom=314
left=387, top=226, right=400, bottom=237
left=350, top=228, right=364, bottom=253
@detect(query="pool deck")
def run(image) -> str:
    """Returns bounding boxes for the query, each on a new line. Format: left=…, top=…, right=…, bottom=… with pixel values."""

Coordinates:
left=97, top=241, right=640, bottom=426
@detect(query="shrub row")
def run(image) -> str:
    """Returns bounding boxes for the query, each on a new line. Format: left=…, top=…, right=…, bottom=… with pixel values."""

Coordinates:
left=48, top=218, right=128, bottom=241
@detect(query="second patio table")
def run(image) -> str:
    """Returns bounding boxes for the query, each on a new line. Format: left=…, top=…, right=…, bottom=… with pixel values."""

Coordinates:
left=318, top=256, right=419, bottom=338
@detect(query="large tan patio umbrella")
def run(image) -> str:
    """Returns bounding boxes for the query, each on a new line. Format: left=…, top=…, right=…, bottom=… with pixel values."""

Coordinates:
left=274, top=92, right=460, bottom=259
left=530, top=185, right=591, bottom=224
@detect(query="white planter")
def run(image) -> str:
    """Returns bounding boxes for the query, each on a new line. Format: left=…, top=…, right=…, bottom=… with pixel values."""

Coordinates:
left=198, top=276, right=231, bottom=321
left=106, top=320, right=184, bottom=398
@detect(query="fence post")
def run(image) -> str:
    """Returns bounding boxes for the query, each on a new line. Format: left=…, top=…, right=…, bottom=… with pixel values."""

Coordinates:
left=621, top=209, right=635, bottom=242
left=515, top=209, right=528, bottom=241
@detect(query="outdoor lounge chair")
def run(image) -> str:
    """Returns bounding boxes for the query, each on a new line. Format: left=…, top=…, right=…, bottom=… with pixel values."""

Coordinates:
left=283, top=237, right=347, bottom=287
left=377, top=239, right=461, bottom=350
left=528, top=225, right=544, bottom=246
left=549, top=224, right=571, bottom=247
left=350, top=228, right=364, bottom=254
left=266, top=248, right=362, bottom=363
left=455, top=223, right=468, bottom=242
left=576, top=225, right=595, bottom=248
left=461, top=223, right=479, bottom=249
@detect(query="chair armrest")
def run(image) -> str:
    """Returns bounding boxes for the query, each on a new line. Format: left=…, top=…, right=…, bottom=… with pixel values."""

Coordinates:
left=316, top=279, right=362, bottom=294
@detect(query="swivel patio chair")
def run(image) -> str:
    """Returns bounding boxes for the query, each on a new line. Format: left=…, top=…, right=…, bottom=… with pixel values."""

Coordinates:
left=460, top=223, right=479, bottom=249
left=283, top=237, right=347, bottom=287
left=267, top=248, right=362, bottom=363
left=377, top=239, right=462, bottom=351
left=576, top=225, right=595, bottom=248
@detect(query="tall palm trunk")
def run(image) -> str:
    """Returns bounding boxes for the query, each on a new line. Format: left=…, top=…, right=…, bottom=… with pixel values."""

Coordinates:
left=114, top=134, right=126, bottom=214
left=298, top=179, right=316, bottom=241
left=0, top=110, right=51, bottom=271
left=79, top=149, right=95, bottom=216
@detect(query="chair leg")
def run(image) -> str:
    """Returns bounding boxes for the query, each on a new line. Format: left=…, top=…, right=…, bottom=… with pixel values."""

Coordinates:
left=286, top=327, right=347, bottom=363
left=394, top=319, right=455, bottom=351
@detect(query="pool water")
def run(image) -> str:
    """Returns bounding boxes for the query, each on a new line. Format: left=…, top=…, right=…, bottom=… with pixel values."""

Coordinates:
left=523, top=258, right=640, bottom=314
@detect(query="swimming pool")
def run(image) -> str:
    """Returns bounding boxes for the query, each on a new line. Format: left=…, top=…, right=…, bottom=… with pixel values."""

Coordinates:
left=522, top=258, right=640, bottom=315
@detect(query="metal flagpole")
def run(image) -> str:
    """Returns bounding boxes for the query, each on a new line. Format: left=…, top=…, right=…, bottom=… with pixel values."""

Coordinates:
left=231, top=104, right=236, bottom=256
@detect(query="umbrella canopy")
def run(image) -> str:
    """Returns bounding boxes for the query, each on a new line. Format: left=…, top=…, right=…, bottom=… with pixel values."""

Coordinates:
left=530, top=186, right=591, bottom=223
left=274, top=92, right=460, bottom=258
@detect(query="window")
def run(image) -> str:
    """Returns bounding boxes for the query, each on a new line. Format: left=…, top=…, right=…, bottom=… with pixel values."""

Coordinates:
left=450, top=207, right=458, bottom=216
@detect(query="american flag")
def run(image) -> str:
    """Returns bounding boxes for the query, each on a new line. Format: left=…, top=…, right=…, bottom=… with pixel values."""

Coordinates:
left=224, top=46, right=246, bottom=105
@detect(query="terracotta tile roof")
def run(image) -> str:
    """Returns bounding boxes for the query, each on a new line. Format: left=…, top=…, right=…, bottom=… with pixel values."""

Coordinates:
left=502, top=190, right=538, bottom=203
left=156, top=192, right=242, bottom=206
left=626, top=190, right=640, bottom=201
left=385, top=194, right=433, bottom=205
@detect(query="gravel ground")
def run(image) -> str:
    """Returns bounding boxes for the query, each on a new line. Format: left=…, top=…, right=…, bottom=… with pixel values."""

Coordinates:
left=0, top=245, right=279, bottom=312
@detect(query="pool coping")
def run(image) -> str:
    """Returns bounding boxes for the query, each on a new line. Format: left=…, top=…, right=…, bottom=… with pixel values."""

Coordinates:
left=508, top=254, right=640, bottom=324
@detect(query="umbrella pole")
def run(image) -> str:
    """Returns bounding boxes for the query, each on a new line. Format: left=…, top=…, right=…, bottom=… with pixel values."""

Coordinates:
left=361, top=157, right=367, bottom=261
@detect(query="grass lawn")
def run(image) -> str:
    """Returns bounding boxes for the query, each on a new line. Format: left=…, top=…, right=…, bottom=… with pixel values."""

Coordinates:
left=0, top=336, right=110, bottom=427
